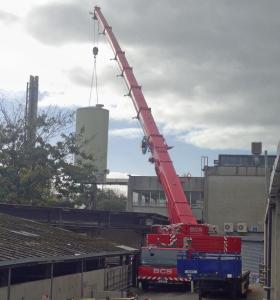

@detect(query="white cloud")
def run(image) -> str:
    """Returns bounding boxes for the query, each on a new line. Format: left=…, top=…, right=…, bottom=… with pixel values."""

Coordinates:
left=1, top=0, right=279, bottom=154
left=179, top=126, right=278, bottom=151
left=109, top=128, right=143, bottom=139
left=1, top=0, right=52, bottom=17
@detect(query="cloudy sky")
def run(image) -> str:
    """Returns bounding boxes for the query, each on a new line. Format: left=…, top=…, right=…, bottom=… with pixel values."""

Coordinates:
left=1, top=0, right=279, bottom=177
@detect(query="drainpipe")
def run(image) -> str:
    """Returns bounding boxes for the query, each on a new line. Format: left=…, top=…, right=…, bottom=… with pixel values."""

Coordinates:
left=7, top=267, right=11, bottom=300
left=264, top=150, right=272, bottom=300
left=264, top=203, right=272, bottom=300
left=267, top=207, right=272, bottom=300
left=81, top=261, right=84, bottom=298
left=50, top=263, right=54, bottom=300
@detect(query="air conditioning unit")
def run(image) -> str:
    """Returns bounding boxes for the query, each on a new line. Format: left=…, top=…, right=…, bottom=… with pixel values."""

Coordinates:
left=249, top=225, right=258, bottom=232
left=224, top=222, right=234, bottom=233
left=237, top=222, right=248, bottom=233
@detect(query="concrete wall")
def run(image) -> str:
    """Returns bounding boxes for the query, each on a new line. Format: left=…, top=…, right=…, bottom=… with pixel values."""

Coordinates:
left=0, top=265, right=128, bottom=300
left=9, top=278, right=51, bottom=300
left=265, top=142, right=280, bottom=300
left=0, top=286, right=7, bottom=299
left=204, top=166, right=266, bottom=233
left=53, top=273, right=81, bottom=299
left=83, top=269, right=104, bottom=297
left=128, top=204, right=167, bottom=217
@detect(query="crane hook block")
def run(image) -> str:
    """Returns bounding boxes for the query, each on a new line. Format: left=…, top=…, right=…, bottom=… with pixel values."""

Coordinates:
left=93, top=46, right=99, bottom=57
left=141, top=136, right=148, bottom=154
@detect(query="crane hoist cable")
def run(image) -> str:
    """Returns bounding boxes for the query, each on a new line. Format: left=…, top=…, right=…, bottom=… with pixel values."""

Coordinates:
left=89, top=16, right=99, bottom=106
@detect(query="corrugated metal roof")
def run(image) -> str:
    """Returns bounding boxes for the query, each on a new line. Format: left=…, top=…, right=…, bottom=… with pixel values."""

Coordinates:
left=0, top=213, right=130, bottom=265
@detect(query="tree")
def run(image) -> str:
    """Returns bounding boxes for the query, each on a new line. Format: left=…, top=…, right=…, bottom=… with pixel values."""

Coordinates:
left=0, top=101, right=96, bottom=205
left=96, top=188, right=127, bottom=211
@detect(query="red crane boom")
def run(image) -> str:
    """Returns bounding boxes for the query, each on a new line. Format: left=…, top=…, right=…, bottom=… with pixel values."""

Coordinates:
left=94, top=6, right=197, bottom=225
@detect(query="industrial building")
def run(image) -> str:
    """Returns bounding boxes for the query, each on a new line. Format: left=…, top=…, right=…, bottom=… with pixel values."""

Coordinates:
left=127, top=144, right=274, bottom=233
left=264, top=142, right=280, bottom=300
left=203, top=144, right=275, bottom=280
left=126, top=143, right=276, bottom=280
left=0, top=213, right=138, bottom=300
left=203, top=144, right=275, bottom=234
left=127, top=175, right=204, bottom=222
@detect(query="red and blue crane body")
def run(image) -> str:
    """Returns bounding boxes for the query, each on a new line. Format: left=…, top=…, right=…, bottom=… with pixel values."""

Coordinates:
left=93, top=6, right=241, bottom=285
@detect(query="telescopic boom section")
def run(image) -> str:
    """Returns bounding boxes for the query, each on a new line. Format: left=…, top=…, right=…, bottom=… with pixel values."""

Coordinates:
left=94, top=6, right=197, bottom=225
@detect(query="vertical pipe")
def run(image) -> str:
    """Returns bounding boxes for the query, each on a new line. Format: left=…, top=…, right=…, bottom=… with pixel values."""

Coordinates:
left=131, top=254, right=139, bottom=288
left=33, top=76, right=39, bottom=119
left=264, top=151, right=269, bottom=195
left=264, top=206, right=268, bottom=289
left=264, top=150, right=268, bottom=294
left=24, top=82, right=29, bottom=142
left=191, top=280, right=194, bottom=293
left=26, top=75, right=39, bottom=148
left=81, top=261, right=84, bottom=298
left=50, top=263, right=53, bottom=300
left=264, top=150, right=272, bottom=300
left=267, top=207, right=272, bottom=300
left=7, top=268, right=11, bottom=300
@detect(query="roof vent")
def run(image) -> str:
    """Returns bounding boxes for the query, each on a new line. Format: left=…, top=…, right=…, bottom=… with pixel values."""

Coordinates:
left=95, top=104, right=104, bottom=108
left=251, top=142, right=262, bottom=155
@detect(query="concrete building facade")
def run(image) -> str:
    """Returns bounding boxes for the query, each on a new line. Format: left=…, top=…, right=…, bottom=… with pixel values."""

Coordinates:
left=264, top=142, right=280, bottom=300
left=127, top=175, right=204, bottom=222
left=203, top=151, right=275, bottom=281
left=126, top=144, right=276, bottom=282
left=203, top=153, right=275, bottom=234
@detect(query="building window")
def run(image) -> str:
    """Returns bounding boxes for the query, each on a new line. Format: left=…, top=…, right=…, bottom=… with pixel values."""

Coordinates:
left=132, top=191, right=166, bottom=207
left=132, top=192, right=140, bottom=206
left=185, top=191, right=191, bottom=205
left=159, top=191, right=166, bottom=206
left=142, top=191, right=150, bottom=205
left=184, top=191, right=203, bottom=208
left=133, top=190, right=202, bottom=208
left=150, top=191, right=159, bottom=205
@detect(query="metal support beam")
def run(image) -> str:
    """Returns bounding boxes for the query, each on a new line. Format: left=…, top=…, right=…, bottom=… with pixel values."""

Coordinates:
left=81, top=261, right=84, bottom=298
left=50, top=263, right=53, bottom=300
left=7, top=268, right=11, bottom=300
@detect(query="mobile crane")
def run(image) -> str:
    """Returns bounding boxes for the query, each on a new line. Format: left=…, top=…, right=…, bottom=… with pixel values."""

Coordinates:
left=93, top=6, right=246, bottom=294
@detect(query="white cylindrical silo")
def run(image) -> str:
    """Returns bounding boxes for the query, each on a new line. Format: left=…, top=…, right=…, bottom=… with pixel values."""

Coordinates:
left=75, top=104, right=109, bottom=182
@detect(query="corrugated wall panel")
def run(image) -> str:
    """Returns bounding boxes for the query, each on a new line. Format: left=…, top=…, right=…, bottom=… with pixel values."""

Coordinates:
left=242, top=240, right=263, bottom=283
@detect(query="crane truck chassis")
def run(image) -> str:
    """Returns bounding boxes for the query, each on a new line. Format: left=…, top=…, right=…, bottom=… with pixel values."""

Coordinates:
left=177, top=252, right=250, bottom=299
left=93, top=6, right=247, bottom=292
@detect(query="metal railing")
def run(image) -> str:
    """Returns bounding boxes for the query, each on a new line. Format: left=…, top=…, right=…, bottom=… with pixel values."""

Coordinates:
left=104, top=265, right=133, bottom=291
left=259, top=263, right=266, bottom=286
